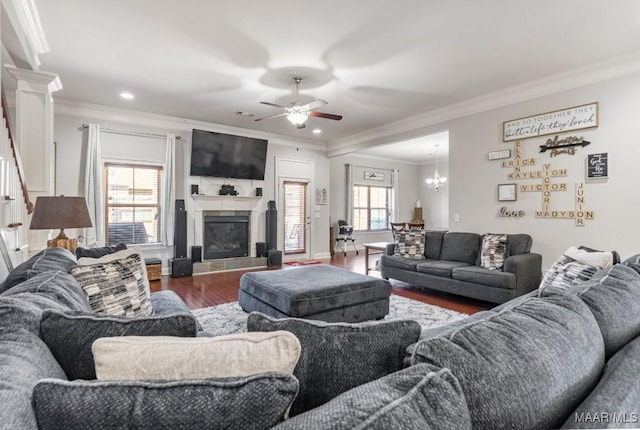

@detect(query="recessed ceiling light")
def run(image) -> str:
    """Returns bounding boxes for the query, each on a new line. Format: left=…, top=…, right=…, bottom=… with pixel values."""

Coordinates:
left=312, top=129, right=322, bottom=134
left=120, top=92, right=134, bottom=100
left=236, top=111, right=254, bottom=117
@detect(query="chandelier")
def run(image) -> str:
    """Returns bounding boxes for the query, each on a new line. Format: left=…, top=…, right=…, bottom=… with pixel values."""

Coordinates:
left=426, top=144, right=447, bottom=192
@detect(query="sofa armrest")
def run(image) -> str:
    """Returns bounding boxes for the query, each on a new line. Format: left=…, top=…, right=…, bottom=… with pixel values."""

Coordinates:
left=385, top=243, right=395, bottom=255
left=503, top=253, right=542, bottom=296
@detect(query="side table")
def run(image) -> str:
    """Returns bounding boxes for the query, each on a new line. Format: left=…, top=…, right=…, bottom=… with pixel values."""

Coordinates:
left=363, top=242, right=391, bottom=275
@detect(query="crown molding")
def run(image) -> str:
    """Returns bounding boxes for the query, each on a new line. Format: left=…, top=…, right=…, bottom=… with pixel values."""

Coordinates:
left=53, top=98, right=327, bottom=151
left=2, top=0, right=49, bottom=70
left=327, top=51, right=640, bottom=157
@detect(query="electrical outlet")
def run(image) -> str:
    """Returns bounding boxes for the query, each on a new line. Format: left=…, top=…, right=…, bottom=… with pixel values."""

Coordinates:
left=453, top=214, right=461, bottom=222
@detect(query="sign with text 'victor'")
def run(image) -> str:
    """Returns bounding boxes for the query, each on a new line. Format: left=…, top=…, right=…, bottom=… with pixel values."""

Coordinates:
left=503, top=102, right=598, bottom=142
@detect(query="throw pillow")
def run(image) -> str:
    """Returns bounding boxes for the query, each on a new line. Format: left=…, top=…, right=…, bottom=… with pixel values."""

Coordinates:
left=33, top=373, right=298, bottom=430
left=247, top=312, right=421, bottom=416
left=539, top=253, right=599, bottom=290
left=272, top=364, right=472, bottom=430
left=394, top=230, right=426, bottom=259
left=71, top=253, right=153, bottom=316
left=565, top=245, right=614, bottom=269
left=39, top=310, right=198, bottom=380
left=93, top=331, right=301, bottom=380
left=480, top=234, right=507, bottom=270
left=77, top=246, right=151, bottom=299
left=75, top=243, right=127, bottom=259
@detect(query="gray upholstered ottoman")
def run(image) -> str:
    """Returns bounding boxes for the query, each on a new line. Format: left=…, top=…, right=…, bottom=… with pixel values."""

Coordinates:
left=239, top=265, right=392, bottom=323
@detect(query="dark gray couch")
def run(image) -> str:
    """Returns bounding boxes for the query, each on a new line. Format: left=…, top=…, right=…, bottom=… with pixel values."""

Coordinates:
left=380, top=231, right=542, bottom=304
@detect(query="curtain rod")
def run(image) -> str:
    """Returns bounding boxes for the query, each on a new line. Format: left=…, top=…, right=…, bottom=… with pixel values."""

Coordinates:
left=82, top=124, right=181, bottom=140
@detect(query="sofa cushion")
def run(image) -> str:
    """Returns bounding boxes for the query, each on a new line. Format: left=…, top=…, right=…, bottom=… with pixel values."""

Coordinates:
left=394, top=230, right=426, bottom=259
left=452, top=266, right=516, bottom=289
left=380, top=255, right=425, bottom=271
left=70, top=253, right=154, bottom=317
left=564, top=264, right=640, bottom=358
left=562, top=333, right=640, bottom=429
left=40, top=310, right=198, bottom=380
left=424, top=230, right=446, bottom=260
left=506, top=234, right=533, bottom=255
left=273, top=364, right=472, bottom=430
left=75, top=243, right=127, bottom=259
left=0, top=328, right=68, bottom=430
left=247, top=312, right=421, bottom=416
left=411, top=291, right=605, bottom=430
left=439, top=232, right=481, bottom=265
left=32, top=373, right=298, bottom=430
left=0, top=247, right=77, bottom=294
left=480, top=234, right=507, bottom=270
left=93, top=332, right=301, bottom=380
left=416, top=260, right=471, bottom=278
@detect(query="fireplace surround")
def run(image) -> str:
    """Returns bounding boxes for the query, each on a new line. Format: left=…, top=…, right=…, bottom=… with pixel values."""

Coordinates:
left=203, top=212, right=250, bottom=260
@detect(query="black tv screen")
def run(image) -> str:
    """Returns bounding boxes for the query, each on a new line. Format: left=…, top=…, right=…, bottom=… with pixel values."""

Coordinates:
left=189, top=129, right=268, bottom=180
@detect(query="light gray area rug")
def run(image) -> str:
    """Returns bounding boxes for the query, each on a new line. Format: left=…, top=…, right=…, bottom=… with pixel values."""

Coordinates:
left=193, top=295, right=467, bottom=337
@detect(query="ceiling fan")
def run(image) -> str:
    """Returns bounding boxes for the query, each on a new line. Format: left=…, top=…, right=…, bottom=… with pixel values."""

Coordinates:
left=255, top=77, right=342, bottom=129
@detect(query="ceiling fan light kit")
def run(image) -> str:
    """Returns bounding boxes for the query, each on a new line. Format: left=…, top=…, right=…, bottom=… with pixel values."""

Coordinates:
left=255, top=77, right=342, bottom=129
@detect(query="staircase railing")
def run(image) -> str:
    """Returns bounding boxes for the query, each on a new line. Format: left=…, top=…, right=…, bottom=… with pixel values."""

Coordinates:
left=1, top=87, right=33, bottom=214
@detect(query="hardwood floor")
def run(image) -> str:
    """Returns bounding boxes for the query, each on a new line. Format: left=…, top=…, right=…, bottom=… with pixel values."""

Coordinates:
left=150, top=252, right=493, bottom=315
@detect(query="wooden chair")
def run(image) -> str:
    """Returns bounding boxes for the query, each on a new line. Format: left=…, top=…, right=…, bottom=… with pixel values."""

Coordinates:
left=389, top=222, right=406, bottom=239
left=408, top=222, right=425, bottom=230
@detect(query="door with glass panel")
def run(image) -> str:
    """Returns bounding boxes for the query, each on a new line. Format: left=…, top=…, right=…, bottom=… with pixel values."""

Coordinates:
left=282, top=180, right=310, bottom=258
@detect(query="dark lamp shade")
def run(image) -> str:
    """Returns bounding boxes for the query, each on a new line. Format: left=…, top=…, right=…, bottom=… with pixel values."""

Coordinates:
left=30, top=196, right=93, bottom=230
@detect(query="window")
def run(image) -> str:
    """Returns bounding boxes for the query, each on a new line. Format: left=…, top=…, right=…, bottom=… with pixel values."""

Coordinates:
left=353, top=185, right=391, bottom=231
left=104, top=163, right=162, bottom=245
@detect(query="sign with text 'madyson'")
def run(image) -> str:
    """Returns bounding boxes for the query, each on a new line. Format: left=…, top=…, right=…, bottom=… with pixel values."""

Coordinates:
left=503, top=102, right=598, bottom=142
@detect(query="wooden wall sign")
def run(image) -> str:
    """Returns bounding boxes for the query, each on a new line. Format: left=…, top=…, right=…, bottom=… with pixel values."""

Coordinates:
left=503, top=102, right=598, bottom=141
left=587, top=153, right=608, bottom=178
left=539, top=135, right=591, bottom=157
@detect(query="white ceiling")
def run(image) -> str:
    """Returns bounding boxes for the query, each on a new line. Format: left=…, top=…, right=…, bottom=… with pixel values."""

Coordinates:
left=24, top=0, right=640, bottom=150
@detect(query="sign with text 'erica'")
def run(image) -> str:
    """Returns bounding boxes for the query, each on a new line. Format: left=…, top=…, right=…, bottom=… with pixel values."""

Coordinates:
left=503, top=102, right=598, bottom=142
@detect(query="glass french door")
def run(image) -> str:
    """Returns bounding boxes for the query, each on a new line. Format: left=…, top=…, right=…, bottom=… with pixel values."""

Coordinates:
left=283, top=180, right=309, bottom=256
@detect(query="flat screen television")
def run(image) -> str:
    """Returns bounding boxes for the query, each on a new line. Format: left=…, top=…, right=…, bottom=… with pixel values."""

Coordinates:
left=189, top=129, right=268, bottom=180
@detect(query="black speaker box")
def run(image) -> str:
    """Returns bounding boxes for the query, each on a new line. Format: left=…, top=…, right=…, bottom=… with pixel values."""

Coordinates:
left=256, top=242, right=266, bottom=258
left=170, top=257, right=192, bottom=278
left=191, top=245, right=202, bottom=263
left=266, top=208, right=277, bottom=250
left=174, top=210, right=187, bottom=258
left=267, top=200, right=276, bottom=210
left=191, top=184, right=199, bottom=195
left=267, top=250, right=282, bottom=267
left=176, top=199, right=185, bottom=211
left=256, top=187, right=262, bottom=197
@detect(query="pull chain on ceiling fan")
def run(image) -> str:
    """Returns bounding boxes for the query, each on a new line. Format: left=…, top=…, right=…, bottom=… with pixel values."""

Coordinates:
left=254, top=77, right=342, bottom=129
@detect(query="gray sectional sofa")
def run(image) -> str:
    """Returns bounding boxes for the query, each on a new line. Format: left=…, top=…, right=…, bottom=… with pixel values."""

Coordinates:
left=380, top=231, right=542, bottom=303
left=2, top=246, right=640, bottom=429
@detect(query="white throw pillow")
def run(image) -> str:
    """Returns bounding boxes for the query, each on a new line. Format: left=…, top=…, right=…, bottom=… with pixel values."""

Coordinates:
left=78, top=246, right=151, bottom=298
left=564, top=246, right=613, bottom=269
left=92, top=331, right=302, bottom=381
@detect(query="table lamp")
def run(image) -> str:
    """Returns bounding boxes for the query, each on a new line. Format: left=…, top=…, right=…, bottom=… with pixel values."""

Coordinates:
left=29, top=196, right=93, bottom=253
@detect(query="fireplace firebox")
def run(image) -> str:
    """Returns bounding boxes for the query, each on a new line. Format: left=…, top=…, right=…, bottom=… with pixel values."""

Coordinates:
left=203, top=213, right=249, bottom=260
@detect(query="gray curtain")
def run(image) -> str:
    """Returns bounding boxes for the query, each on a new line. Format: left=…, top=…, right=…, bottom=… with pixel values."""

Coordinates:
left=84, top=123, right=104, bottom=246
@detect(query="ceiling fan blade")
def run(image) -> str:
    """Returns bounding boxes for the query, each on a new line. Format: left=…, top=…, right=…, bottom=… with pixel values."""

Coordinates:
left=300, top=99, right=328, bottom=111
left=309, top=111, right=343, bottom=121
left=254, top=112, right=288, bottom=122
left=259, top=101, right=287, bottom=109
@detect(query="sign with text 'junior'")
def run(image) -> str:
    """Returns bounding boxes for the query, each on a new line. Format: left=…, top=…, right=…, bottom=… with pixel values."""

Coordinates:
left=503, top=102, right=598, bottom=142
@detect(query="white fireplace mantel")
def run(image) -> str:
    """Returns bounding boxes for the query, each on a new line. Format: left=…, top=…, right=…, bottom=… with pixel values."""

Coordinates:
left=191, top=195, right=263, bottom=257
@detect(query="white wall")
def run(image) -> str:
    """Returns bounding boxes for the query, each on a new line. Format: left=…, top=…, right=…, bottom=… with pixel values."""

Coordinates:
left=329, top=155, right=420, bottom=246
left=419, top=160, right=449, bottom=230
left=53, top=109, right=332, bottom=271
left=341, top=72, right=640, bottom=269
